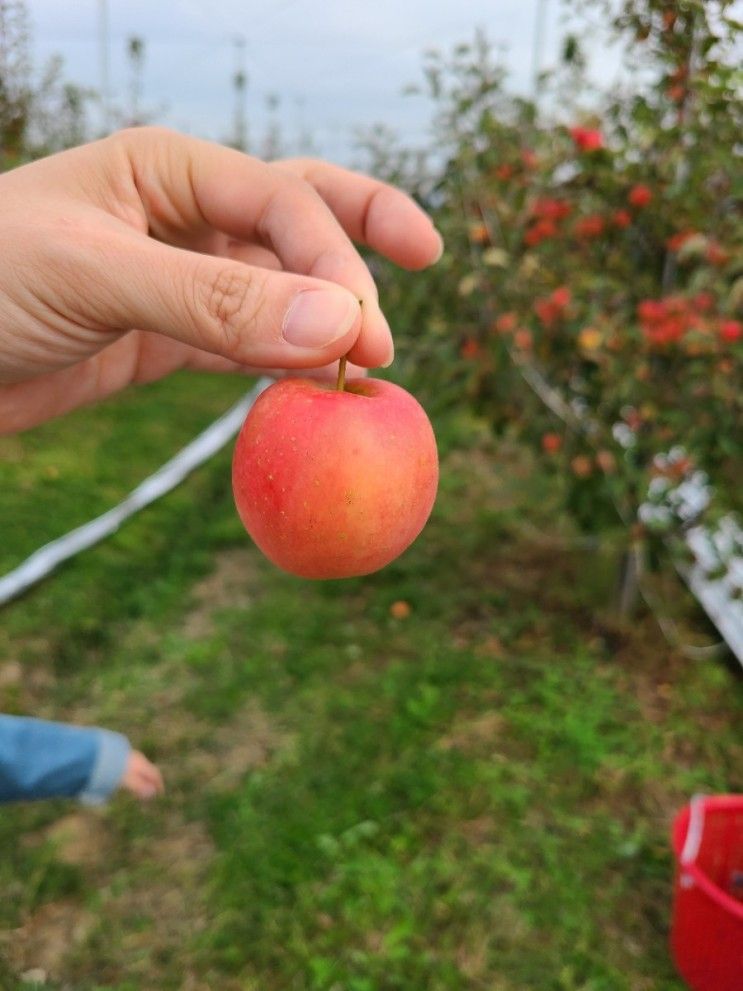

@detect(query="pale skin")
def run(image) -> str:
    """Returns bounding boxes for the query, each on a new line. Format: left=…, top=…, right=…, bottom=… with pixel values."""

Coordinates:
left=119, top=749, right=165, bottom=801
left=1, top=130, right=441, bottom=799
left=0, top=127, right=443, bottom=434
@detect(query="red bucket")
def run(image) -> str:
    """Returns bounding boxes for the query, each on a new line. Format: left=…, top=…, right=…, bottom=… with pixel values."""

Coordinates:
left=670, top=795, right=743, bottom=990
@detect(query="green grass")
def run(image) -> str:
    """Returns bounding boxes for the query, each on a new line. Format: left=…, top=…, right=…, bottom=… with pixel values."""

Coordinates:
left=0, top=372, right=740, bottom=989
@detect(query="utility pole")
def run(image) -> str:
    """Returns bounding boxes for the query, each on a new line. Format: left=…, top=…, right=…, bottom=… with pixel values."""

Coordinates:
left=233, top=35, right=248, bottom=151
left=98, top=0, right=111, bottom=133
left=294, top=96, right=315, bottom=155
left=127, top=35, right=145, bottom=125
left=531, top=0, right=548, bottom=100
left=262, top=92, right=282, bottom=160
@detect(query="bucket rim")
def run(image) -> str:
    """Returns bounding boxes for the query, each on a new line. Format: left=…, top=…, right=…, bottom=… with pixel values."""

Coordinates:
left=672, top=795, right=743, bottom=922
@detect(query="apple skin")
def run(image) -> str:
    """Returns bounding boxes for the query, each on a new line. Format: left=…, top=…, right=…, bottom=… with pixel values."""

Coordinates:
left=232, top=377, right=438, bottom=579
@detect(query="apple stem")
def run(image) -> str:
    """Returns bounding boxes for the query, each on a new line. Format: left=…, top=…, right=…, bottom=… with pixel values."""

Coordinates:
left=336, top=355, right=348, bottom=392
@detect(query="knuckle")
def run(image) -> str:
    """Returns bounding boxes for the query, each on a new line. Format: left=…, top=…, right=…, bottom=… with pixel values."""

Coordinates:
left=276, top=156, right=312, bottom=175
left=198, top=265, right=262, bottom=354
left=296, top=157, right=323, bottom=178
left=268, top=168, right=308, bottom=202
left=110, top=124, right=177, bottom=149
left=256, top=172, right=319, bottom=243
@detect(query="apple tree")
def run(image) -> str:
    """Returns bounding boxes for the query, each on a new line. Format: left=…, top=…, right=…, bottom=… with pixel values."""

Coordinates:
left=368, top=1, right=741, bottom=608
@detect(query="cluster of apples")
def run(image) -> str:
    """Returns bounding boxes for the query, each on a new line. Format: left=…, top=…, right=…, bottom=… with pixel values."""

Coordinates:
left=232, top=361, right=438, bottom=580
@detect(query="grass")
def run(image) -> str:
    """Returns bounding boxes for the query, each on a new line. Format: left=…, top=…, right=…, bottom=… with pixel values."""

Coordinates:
left=0, top=371, right=741, bottom=989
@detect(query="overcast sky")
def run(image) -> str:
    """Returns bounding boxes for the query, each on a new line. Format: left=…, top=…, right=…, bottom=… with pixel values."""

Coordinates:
left=25, top=0, right=620, bottom=164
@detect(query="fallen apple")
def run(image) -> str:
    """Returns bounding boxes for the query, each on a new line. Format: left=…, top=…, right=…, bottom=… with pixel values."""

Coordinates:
left=232, top=363, right=438, bottom=579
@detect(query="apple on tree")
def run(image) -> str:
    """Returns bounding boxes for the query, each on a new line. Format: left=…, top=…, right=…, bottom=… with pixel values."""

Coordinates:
left=232, top=359, right=438, bottom=579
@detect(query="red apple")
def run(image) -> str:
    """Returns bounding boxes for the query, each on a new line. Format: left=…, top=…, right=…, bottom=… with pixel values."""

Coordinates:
left=232, top=376, right=439, bottom=579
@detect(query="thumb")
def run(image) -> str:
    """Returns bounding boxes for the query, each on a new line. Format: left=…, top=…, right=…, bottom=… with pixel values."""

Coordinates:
left=101, top=236, right=363, bottom=368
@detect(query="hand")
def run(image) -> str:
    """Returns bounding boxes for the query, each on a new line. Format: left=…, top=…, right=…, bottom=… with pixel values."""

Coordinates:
left=119, top=749, right=165, bottom=801
left=0, top=127, right=442, bottom=433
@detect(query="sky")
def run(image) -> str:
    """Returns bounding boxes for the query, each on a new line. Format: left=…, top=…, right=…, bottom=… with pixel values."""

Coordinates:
left=23, top=0, right=622, bottom=165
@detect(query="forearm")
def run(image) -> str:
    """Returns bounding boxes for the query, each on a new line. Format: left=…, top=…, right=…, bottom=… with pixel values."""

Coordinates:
left=0, top=715, right=130, bottom=803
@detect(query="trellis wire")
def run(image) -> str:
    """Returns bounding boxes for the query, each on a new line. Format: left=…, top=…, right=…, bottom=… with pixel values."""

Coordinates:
left=0, top=377, right=272, bottom=607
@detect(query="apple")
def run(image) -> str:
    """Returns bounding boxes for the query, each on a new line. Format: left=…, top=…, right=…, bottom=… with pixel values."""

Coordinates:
left=232, top=373, right=438, bottom=579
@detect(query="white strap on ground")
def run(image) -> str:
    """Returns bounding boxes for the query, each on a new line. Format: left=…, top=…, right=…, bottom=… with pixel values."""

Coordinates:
left=2, top=372, right=741, bottom=667
left=0, top=377, right=272, bottom=608
left=511, top=355, right=743, bottom=666
left=681, top=518, right=743, bottom=664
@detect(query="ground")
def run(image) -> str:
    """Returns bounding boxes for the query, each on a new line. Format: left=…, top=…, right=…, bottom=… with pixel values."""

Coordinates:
left=0, top=372, right=740, bottom=990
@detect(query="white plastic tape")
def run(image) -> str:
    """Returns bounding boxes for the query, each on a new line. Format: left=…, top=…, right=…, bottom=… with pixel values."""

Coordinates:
left=681, top=794, right=707, bottom=866
left=0, top=377, right=272, bottom=607
left=680, top=519, right=743, bottom=666
left=510, top=354, right=743, bottom=667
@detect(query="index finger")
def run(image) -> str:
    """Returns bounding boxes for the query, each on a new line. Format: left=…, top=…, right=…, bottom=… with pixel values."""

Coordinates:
left=117, top=129, right=393, bottom=367
left=276, top=158, right=443, bottom=270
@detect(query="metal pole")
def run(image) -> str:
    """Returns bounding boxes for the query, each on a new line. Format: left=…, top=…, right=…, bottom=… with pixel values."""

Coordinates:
left=98, top=0, right=111, bottom=133
left=531, top=0, right=547, bottom=99
left=233, top=35, right=248, bottom=151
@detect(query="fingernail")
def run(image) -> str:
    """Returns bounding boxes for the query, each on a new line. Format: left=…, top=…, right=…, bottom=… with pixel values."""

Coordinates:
left=378, top=310, right=394, bottom=367
left=432, top=230, right=445, bottom=263
left=283, top=289, right=360, bottom=349
left=381, top=331, right=395, bottom=368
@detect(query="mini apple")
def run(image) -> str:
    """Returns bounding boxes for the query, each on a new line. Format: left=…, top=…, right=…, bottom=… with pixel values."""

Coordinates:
left=232, top=366, right=438, bottom=579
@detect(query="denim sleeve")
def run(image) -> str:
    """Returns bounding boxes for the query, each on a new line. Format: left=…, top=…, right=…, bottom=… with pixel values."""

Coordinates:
left=0, top=715, right=130, bottom=804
